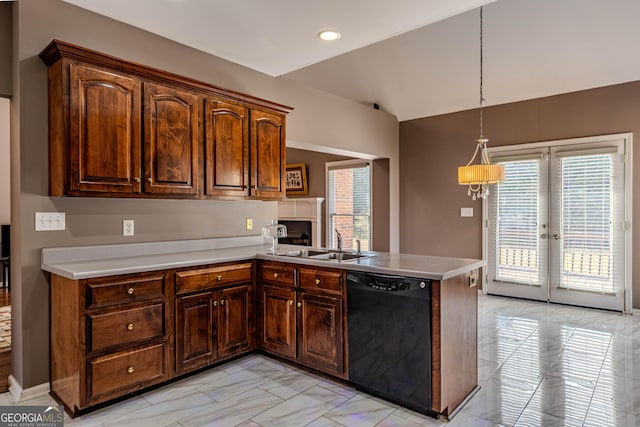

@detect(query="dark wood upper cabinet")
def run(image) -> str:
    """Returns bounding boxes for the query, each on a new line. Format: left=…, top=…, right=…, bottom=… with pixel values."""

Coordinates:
left=251, top=110, right=285, bottom=199
left=39, top=40, right=292, bottom=200
left=144, top=83, right=200, bottom=195
left=204, top=99, right=249, bottom=197
left=69, top=64, right=141, bottom=194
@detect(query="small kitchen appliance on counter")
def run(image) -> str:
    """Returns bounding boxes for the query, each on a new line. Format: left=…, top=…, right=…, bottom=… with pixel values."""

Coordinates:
left=262, top=219, right=287, bottom=254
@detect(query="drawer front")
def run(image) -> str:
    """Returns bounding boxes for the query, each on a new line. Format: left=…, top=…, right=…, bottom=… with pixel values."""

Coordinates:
left=88, top=343, right=165, bottom=400
left=176, top=263, right=252, bottom=295
left=87, top=275, right=164, bottom=308
left=88, top=304, right=164, bottom=353
left=261, top=263, right=295, bottom=286
left=299, top=268, right=343, bottom=294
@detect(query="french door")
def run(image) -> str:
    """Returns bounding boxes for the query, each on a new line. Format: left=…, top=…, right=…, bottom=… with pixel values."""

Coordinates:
left=485, top=136, right=628, bottom=311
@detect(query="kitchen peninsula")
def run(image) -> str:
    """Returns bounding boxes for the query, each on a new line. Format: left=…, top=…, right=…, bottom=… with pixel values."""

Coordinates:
left=42, top=237, right=483, bottom=419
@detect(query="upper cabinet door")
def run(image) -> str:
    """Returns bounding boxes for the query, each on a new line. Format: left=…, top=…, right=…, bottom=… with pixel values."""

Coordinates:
left=204, top=99, right=249, bottom=197
left=69, top=64, right=141, bottom=194
left=250, top=110, right=285, bottom=200
left=143, top=82, right=199, bottom=195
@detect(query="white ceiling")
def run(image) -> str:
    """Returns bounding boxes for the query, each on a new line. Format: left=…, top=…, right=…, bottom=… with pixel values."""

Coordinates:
left=63, top=0, right=640, bottom=121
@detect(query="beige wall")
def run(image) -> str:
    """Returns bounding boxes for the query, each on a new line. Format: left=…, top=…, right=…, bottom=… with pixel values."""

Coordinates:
left=400, top=80, right=640, bottom=307
left=0, top=2, right=11, bottom=97
left=12, top=0, right=398, bottom=387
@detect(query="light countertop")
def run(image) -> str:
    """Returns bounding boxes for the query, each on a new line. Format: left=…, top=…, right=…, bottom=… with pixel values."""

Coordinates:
left=41, top=237, right=484, bottom=281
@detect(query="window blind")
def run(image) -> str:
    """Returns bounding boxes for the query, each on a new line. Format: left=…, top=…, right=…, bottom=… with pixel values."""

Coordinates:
left=552, top=152, right=624, bottom=295
left=492, top=158, right=544, bottom=286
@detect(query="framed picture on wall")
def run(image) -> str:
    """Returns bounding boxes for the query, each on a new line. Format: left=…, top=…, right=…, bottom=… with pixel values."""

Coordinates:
left=285, top=163, right=308, bottom=195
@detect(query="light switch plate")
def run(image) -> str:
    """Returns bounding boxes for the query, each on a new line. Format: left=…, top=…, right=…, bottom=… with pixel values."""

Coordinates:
left=35, top=212, right=65, bottom=231
left=123, top=219, right=134, bottom=236
left=460, top=207, right=474, bottom=217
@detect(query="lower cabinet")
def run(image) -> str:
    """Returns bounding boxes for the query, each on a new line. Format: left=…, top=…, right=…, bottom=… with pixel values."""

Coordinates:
left=258, top=262, right=346, bottom=378
left=50, top=271, right=170, bottom=416
left=174, top=263, right=255, bottom=375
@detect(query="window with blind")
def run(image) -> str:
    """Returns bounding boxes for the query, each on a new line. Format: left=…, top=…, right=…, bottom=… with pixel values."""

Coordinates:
left=492, top=157, right=545, bottom=286
left=551, top=149, right=624, bottom=295
left=326, top=160, right=371, bottom=251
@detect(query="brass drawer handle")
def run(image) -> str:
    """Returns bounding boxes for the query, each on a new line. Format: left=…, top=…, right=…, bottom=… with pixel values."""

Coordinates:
left=288, top=300, right=293, bottom=306
left=315, top=278, right=321, bottom=285
left=127, top=287, right=135, bottom=295
left=127, top=366, right=134, bottom=374
left=220, top=299, right=225, bottom=306
left=127, top=323, right=134, bottom=331
left=133, top=177, right=140, bottom=183
left=217, top=275, right=223, bottom=281
left=297, top=302, right=302, bottom=308
left=274, top=273, right=279, bottom=279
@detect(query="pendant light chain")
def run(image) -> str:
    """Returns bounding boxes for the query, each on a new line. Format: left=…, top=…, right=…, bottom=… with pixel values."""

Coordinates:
left=479, top=6, right=485, bottom=141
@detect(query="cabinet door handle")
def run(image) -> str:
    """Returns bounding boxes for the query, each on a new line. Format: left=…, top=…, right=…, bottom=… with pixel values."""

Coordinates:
left=220, top=299, right=225, bottom=306
left=127, top=287, right=135, bottom=295
left=297, top=302, right=302, bottom=308
left=127, top=366, right=134, bottom=374
left=147, top=177, right=152, bottom=183
left=133, top=177, right=140, bottom=183
left=217, top=275, right=223, bottom=281
left=315, top=278, right=321, bottom=285
left=274, top=273, right=279, bottom=279
left=288, top=300, right=293, bottom=306
left=213, top=301, right=217, bottom=307
left=127, top=323, right=134, bottom=331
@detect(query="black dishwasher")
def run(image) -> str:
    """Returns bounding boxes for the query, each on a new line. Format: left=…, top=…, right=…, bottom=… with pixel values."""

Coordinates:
left=347, top=272, right=436, bottom=417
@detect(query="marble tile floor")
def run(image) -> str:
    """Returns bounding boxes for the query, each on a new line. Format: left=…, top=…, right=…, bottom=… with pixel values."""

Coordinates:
left=3, top=294, right=640, bottom=426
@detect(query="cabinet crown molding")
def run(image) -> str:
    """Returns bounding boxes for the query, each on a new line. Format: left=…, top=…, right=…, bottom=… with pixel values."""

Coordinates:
left=38, top=39, right=293, bottom=114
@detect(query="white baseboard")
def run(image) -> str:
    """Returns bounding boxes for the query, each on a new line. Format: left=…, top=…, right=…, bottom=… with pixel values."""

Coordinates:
left=7, top=376, right=49, bottom=402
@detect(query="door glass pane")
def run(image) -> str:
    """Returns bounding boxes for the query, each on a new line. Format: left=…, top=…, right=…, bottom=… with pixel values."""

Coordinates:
left=493, top=159, right=543, bottom=286
left=557, top=153, right=616, bottom=294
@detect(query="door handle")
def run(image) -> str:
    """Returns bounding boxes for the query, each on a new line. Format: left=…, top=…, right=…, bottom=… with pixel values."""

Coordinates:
left=553, top=234, right=561, bottom=240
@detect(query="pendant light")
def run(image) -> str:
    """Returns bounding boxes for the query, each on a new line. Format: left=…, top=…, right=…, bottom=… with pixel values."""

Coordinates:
left=458, top=6, right=505, bottom=200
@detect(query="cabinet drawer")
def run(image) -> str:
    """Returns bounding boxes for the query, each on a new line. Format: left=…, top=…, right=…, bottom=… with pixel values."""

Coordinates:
left=88, top=304, right=164, bottom=353
left=261, top=263, right=295, bottom=286
left=176, top=263, right=252, bottom=295
left=299, top=268, right=343, bottom=294
left=88, top=343, right=165, bottom=399
left=87, top=275, right=164, bottom=308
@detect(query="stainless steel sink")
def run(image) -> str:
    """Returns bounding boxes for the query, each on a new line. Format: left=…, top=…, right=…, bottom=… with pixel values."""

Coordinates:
left=274, top=249, right=371, bottom=262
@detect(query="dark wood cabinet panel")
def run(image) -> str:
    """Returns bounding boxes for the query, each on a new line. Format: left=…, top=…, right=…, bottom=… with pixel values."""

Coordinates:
left=204, top=99, right=249, bottom=197
left=175, top=292, right=215, bottom=374
left=69, top=64, right=141, bottom=194
left=40, top=40, right=292, bottom=200
left=143, top=83, right=200, bottom=195
left=297, top=293, right=343, bottom=375
left=259, top=284, right=296, bottom=358
left=218, top=284, right=254, bottom=357
left=250, top=110, right=285, bottom=199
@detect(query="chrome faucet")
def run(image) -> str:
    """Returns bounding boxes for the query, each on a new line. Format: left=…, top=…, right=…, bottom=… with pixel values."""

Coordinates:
left=335, top=229, right=342, bottom=252
left=356, top=239, right=361, bottom=255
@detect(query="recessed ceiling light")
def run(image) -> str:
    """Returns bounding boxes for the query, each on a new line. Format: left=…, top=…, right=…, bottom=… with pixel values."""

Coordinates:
left=317, top=30, right=341, bottom=41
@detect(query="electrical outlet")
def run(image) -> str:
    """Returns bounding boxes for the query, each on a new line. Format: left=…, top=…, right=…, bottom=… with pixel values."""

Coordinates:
left=123, top=219, right=134, bottom=236
left=246, top=218, right=253, bottom=230
left=35, top=212, right=65, bottom=231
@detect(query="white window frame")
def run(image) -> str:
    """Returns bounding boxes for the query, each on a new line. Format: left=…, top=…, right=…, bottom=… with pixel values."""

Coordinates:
left=325, top=159, right=373, bottom=251
left=482, top=133, right=633, bottom=313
